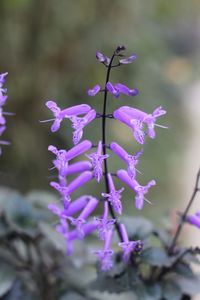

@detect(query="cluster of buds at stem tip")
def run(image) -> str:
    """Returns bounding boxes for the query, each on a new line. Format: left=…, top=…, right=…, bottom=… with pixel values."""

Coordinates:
left=44, top=45, right=167, bottom=271
left=0, top=72, right=11, bottom=155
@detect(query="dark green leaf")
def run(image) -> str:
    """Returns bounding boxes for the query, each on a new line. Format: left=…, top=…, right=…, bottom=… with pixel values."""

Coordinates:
left=176, top=274, right=200, bottom=296
left=141, top=247, right=172, bottom=267
left=0, top=263, right=15, bottom=297
left=134, top=282, right=161, bottom=300
left=161, top=280, right=182, bottom=300
left=174, top=262, right=195, bottom=278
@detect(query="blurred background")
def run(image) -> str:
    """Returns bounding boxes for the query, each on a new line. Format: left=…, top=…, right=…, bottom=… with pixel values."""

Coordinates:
left=0, top=1, right=200, bottom=299
left=0, top=0, right=200, bottom=224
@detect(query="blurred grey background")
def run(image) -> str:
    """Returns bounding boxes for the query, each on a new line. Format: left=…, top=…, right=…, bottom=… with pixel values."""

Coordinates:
left=0, top=0, right=199, bottom=223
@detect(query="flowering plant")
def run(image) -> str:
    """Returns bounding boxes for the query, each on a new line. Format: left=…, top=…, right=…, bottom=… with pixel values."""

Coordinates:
left=42, top=46, right=200, bottom=299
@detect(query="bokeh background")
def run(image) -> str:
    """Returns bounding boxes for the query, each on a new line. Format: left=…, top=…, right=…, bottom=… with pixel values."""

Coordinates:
left=0, top=0, right=200, bottom=225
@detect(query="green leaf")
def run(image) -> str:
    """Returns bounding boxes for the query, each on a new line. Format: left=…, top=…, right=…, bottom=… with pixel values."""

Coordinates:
left=134, top=282, right=161, bottom=300
left=60, top=292, right=88, bottom=300
left=0, top=263, right=15, bottom=297
left=4, top=192, right=36, bottom=229
left=174, top=262, right=195, bottom=278
left=39, top=222, right=66, bottom=252
left=121, top=216, right=154, bottom=240
left=176, top=274, right=200, bottom=296
left=140, top=247, right=172, bottom=267
left=161, top=280, right=182, bottom=300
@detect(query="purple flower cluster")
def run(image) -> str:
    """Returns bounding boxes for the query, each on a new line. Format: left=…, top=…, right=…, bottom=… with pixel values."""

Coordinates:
left=45, top=47, right=166, bottom=271
left=0, top=72, right=10, bottom=155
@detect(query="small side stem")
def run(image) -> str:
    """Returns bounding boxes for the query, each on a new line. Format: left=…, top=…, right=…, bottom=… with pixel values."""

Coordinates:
left=168, top=168, right=200, bottom=254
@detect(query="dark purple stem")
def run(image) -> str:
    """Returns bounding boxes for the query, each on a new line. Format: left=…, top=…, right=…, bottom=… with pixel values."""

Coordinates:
left=102, top=50, right=123, bottom=242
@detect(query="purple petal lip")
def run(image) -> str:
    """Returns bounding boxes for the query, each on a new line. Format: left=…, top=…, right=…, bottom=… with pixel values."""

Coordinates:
left=87, top=84, right=101, bottom=96
left=119, top=54, right=137, bottom=64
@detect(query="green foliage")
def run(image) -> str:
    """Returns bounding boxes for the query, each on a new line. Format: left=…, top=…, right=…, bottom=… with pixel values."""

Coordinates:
left=0, top=189, right=200, bottom=299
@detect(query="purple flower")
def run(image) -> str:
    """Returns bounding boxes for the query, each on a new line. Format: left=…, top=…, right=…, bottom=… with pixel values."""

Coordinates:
left=50, top=182, right=71, bottom=209
left=95, top=201, right=115, bottom=240
left=187, top=212, right=200, bottom=229
left=106, top=82, right=120, bottom=98
left=110, top=141, right=143, bottom=179
left=48, top=140, right=92, bottom=175
left=86, top=140, right=109, bottom=182
left=87, top=84, right=101, bottom=96
left=117, top=169, right=156, bottom=209
left=96, top=51, right=110, bottom=66
left=119, top=54, right=137, bottom=65
left=114, top=83, right=138, bottom=97
left=64, top=161, right=92, bottom=176
left=0, top=72, right=8, bottom=107
left=118, top=223, right=142, bottom=262
left=50, top=171, right=93, bottom=208
left=45, top=101, right=91, bottom=132
left=113, top=106, right=167, bottom=144
left=94, top=229, right=114, bottom=271
left=69, top=109, right=96, bottom=145
left=102, top=173, right=124, bottom=214
left=65, top=140, right=92, bottom=160
left=48, top=195, right=90, bottom=218
left=68, top=196, right=99, bottom=238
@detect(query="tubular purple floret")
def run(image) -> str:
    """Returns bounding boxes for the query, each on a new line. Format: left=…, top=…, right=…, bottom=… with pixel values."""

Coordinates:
left=187, top=212, right=200, bottom=229
left=68, top=197, right=99, bottom=238
left=86, top=140, right=109, bottom=182
left=64, top=195, right=91, bottom=216
left=102, top=173, right=124, bottom=215
left=61, top=104, right=92, bottom=117
left=117, top=169, right=156, bottom=209
left=65, top=140, right=92, bottom=161
left=67, top=171, right=93, bottom=194
left=94, top=229, right=114, bottom=271
left=106, top=82, right=120, bottom=98
left=64, top=160, right=92, bottom=176
left=87, top=84, right=101, bottom=96
left=95, top=202, right=116, bottom=240
left=119, top=54, right=137, bottom=64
